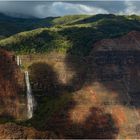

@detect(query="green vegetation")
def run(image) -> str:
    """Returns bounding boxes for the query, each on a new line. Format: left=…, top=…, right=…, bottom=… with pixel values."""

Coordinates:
left=27, top=93, right=72, bottom=130
left=0, top=27, right=72, bottom=54
left=0, top=13, right=87, bottom=38
left=52, top=15, right=90, bottom=25
left=1, top=14, right=140, bottom=56
left=0, top=13, right=55, bottom=38
left=0, top=14, right=136, bottom=138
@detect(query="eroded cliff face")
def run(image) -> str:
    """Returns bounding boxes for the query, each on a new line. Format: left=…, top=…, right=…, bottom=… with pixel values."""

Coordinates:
left=92, top=31, right=140, bottom=51
left=0, top=123, right=56, bottom=139
left=89, top=31, right=140, bottom=89
left=0, top=49, right=26, bottom=119
left=86, top=31, right=140, bottom=138
left=3, top=31, right=140, bottom=138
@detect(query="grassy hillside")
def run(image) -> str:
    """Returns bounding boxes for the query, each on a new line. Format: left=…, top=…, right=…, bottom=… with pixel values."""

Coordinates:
left=1, top=14, right=140, bottom=56
left=52, top=15, right=90, bottom=25
left=0, top=13, right=56, bottom=38
left=0, top=13, right=88, bottom=38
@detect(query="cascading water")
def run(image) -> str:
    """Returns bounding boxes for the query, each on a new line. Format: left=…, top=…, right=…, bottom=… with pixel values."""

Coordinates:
left=16, top=56, right=22, bottom=66
left=16, top=56, right=20, bottom=66
left=25, top=71, right=36, bottom=119
left=19, top=57, right=22, bottom=66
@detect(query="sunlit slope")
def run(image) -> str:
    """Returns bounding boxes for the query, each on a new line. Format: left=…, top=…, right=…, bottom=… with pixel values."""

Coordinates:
left=0, top=13, right=88, bottom=38
left=1, top=14, right=140, bottom=56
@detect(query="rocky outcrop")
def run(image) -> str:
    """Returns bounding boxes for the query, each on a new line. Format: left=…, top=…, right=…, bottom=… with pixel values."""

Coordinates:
left=0, top=49, right=26, bottom=119
left=92, top=31, right=140, bottom=51
left=89, top=30, right=140, bottom=106
left=0, top=123, right=56, bottom=139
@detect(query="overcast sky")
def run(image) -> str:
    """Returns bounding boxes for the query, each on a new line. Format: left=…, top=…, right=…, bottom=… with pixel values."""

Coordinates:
left=0, top=1, right=140, bottom=18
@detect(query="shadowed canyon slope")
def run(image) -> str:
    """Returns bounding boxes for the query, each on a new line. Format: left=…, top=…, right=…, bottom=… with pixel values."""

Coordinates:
left=13, top=31, right=140, bottom=139
left=88, top=31, right=140, bottom=104
left=0, top=49, right=26, bottom=119
left=85, top=31, right=140, bottom=138
left=1, top=13, right=140, bottom=139
left=92, top=31, right=140, bottom=51
left=0, top=123, right=56, bottom=139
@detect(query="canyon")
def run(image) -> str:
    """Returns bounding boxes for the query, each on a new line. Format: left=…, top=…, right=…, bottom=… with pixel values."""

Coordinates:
left=1, top=12, right=140, bottom=138
left=0, top=49, right=26, bottom=120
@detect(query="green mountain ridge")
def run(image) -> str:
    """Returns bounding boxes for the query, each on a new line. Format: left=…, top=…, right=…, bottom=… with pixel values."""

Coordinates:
left=0, top=13, right=88, bottom=39
left=1, top=14, right=140, bottom=56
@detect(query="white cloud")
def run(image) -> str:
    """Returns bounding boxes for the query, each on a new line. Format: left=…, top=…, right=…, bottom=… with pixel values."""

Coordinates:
left=0, top=1, right=109, bottom=18
left=35, top=2, right=109, bottom=18
left=119, top=1, right=140, bottom=15
left=2, top=1, right=140, bottom=18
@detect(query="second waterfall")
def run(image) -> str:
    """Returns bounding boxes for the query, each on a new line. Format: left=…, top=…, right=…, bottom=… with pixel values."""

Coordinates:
left=25, top=71, right=36, bottom=119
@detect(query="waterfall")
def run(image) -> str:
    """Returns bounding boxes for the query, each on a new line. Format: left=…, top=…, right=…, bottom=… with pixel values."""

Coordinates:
left=19, top=57, right=22, bottom=66
left=16, top=56, right=22, bottom=66
left=17, top=56, right=20, bottom=66
left=25, top=71, right=35, bottom=119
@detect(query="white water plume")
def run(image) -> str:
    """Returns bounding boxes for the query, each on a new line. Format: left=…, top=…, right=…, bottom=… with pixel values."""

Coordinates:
left=25, top=71, right=36, bottom=119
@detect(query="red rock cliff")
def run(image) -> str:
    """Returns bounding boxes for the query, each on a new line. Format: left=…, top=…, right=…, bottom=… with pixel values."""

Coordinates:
left=0, top=49, right=26, bottom=119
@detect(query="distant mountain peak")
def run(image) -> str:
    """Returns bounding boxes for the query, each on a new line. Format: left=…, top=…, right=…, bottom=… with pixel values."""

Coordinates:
left=0, top=12, right=38, bottom=19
